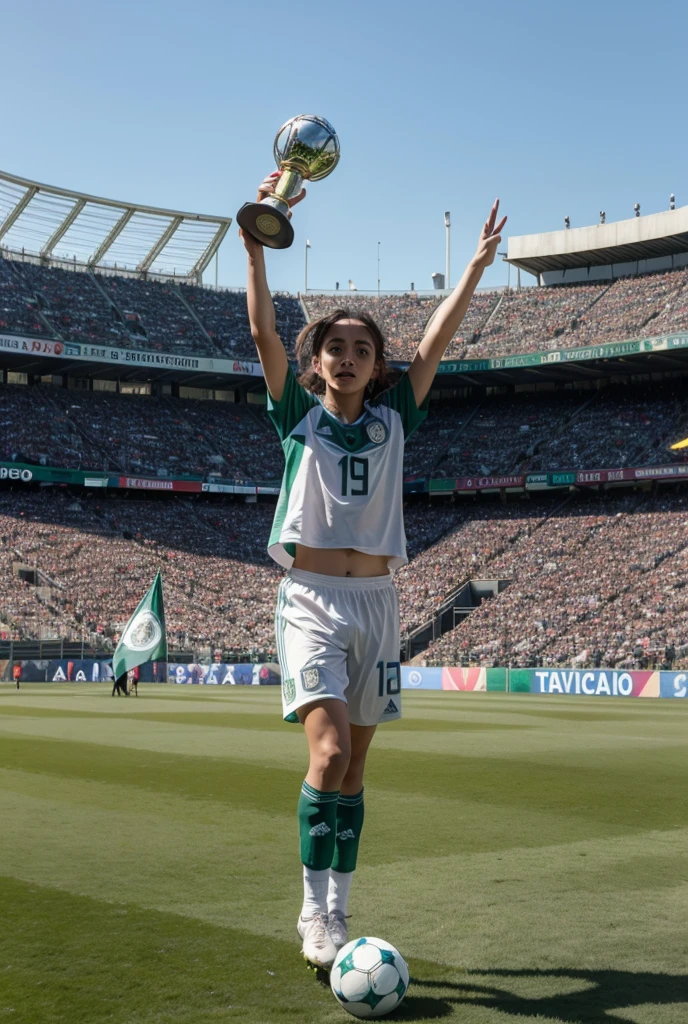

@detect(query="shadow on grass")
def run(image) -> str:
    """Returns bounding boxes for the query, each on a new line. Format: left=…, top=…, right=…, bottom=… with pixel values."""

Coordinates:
left=407, top=966, right=688, bottom=1022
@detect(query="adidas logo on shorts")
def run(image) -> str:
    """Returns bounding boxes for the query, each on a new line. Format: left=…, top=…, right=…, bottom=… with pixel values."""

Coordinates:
left=337, top=829, right=356, bottom=841
left=383, top=699, right=399, bottom=715
left=309, top=822, right=332, bottom=837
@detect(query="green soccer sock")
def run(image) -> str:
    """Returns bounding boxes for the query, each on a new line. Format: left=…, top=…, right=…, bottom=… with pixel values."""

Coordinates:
left=298, top=781, right=339, bottom=870
left=331, top=788, right=364, bottom=874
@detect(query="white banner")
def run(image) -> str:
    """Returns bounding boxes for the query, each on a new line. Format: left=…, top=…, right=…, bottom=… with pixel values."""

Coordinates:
left=0, top=333, right=264, bottom=377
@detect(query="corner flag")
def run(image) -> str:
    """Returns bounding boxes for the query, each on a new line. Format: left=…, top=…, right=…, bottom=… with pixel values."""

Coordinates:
left=113, top=570, right=167, bottom=680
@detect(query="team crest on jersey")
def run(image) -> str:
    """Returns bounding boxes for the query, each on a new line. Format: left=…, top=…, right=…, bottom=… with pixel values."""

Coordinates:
left=366, top=420, right=387, bottom=444
left=301, top=667, right=322, bottom=691
left=283, top=677, right=296, bottom=704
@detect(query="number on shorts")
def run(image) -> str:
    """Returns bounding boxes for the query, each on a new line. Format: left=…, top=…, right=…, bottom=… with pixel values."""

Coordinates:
left=377, top=660, right=401, bottom=697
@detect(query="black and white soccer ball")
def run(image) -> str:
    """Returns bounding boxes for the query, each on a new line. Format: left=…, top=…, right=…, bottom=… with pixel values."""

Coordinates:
left=330, top=936, right=409, bottom=1018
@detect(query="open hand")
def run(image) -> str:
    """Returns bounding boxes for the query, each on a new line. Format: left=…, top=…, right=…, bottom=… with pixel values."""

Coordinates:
left=472, top=199, right=507, bottom=270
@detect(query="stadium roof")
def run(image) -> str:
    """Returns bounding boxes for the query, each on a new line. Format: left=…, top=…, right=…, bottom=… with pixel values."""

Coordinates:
left=507, top=206, right=688, bottom=276
left=0, top=169, right=231, bottom=281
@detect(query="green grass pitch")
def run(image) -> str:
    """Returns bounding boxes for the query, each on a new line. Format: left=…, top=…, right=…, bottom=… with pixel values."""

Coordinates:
left=1, top=684, right=687, bottom=1023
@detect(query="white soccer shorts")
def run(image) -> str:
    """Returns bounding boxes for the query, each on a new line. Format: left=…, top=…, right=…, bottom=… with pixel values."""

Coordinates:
left=274, top=568, right=402, bottom=726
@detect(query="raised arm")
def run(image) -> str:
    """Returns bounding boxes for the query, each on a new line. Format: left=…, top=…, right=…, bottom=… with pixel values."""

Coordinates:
left=407, top=199, right=507, bottom=407
left=241, top=173, right=305, bottom=402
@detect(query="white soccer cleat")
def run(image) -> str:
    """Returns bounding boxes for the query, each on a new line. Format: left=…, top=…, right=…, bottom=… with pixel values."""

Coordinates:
left=327, top=910, right=350, bottom=950
left=297, top=912, right=337, bottom=968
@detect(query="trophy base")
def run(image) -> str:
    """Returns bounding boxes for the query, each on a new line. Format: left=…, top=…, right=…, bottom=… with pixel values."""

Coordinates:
left=236, top=202, right=295, bottom=249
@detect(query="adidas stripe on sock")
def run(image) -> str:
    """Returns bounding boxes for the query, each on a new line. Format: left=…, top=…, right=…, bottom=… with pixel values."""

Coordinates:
left=298, top=781, right=339, bottom=871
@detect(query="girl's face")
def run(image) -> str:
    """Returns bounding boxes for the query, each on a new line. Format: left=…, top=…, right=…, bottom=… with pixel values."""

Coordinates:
left=313, top=319, right=379, bottom=395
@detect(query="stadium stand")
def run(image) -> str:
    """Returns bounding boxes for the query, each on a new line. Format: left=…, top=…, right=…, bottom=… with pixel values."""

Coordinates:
left=180, top=283, right=305, bottom=358
left=3, top=489, right=688, bottom=672
left=5, top=253, right=688, bottom=364
left=468, top=267, right=688, bottom=360
left=0, top=254, right=305, bottom=360
left=421, top=492, right=688, bottom=670
left=6, top=190, right=688, bottom=669
left=0, top=256, right=49, bottom=337
left=302, top=291, right=499, bottom=360
left=3, top=378, right=688, bottom=482
left=9, top=260, right=132, bottom=347
left=0, top=383, right=283, bottom=479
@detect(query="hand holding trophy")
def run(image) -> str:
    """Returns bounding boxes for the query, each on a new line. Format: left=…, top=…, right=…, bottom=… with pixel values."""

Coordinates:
left=236, top=115, right=340, bottom=249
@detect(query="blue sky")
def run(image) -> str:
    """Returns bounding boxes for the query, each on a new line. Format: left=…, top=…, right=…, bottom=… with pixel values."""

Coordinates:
left=4, top=0, right=685, bottom=293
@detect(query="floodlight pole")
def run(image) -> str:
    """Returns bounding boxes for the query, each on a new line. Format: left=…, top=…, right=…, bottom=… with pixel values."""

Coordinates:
left=498, top=251, right=510, bottom=290
left=377, top=241, right=380, bottom=298
left=305, top=239, right=311, bottom=294
left=444, top=211, right=451, bottom=291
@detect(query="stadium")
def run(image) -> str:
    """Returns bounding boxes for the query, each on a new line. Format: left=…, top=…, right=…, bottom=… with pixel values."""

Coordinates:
left=3, top=151, right=688, bottom=1024
left=4, top=166, right=688, bottom=675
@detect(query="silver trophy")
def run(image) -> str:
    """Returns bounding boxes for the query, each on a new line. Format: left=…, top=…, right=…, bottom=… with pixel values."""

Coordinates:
left=237, top=115, right=340, bottom=249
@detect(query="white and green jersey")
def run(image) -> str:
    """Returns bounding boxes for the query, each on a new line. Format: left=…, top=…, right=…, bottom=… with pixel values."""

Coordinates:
left=266, top=369, right=429, bottom=569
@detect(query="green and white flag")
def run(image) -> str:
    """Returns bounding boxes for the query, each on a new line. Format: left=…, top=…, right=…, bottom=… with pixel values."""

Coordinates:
left=112, top=570, right=166, bottom=680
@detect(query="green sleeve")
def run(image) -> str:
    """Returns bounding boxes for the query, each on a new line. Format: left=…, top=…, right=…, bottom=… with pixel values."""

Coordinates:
left=266, top=366, right=317, bottom=440
left=381, top=372, right=430, bottom=439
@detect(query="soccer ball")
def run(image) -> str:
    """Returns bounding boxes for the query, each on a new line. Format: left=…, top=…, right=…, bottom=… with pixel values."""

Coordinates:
left=330, top=936, right=409, bottom=1018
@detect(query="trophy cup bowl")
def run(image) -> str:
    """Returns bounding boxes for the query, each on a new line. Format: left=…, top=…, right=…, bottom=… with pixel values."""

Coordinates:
left=237, top=115, right=340, bottom=249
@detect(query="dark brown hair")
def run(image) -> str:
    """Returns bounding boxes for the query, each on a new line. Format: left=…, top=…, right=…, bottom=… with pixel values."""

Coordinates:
left=294, top=308, right=390, bottom=398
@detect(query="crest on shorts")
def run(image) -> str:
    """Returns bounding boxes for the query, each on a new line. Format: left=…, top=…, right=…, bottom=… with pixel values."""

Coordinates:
left=366, top=420, right=387, bottom=445
left=301, top=667, right=322, bottom=691
left=283, top=677, right=296, bottom=705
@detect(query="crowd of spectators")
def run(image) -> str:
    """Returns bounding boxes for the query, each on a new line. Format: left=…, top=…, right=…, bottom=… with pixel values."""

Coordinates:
left=303, top=291, right=499, bottom=360
left=6, top=251, right=688, bottom=365
left=422, top=492, right=688, bottom=669
left=1, top=253, right=305, bottom=361
left=561, top=268, right=688, bottom=348
left=0, top=494, right=448, bottom=653
left=6, top=249, right=688, bottom=366
left=5, top=378, right=688, bottom=483
left=0, top=383, right=108, bottom=470
left=0, top=256, right=49, bottom=336
left=430, top=392, right=581, bottom=478
left=0, top=491, right=282, bottom=655
left=524, top=385, right=688, bottom=472
left=468, top=266, right=688, bottom=361
left=180, top=283, right=305, bottom=358
left=467, top=282, right=606, bottom=360
left=95, top=274, right=215, bottom=356
left=3, top=487, right=688, bottom=670
left=10, top=261, right=131, bottom=348
left=409, top=382, right=688, bottom=481
left=0, top=383, right=284, bottom=479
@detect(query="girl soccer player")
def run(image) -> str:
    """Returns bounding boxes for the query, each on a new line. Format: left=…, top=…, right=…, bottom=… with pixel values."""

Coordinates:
left=242, top=176, right=505, bottom=968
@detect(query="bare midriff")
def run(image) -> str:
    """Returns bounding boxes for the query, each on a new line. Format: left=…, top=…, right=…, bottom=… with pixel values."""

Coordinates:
left=293, top=543, right=390, bottom=578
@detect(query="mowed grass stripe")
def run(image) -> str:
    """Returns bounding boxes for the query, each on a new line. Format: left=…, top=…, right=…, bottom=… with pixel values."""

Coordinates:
left=4, top=880, right=686, bottom=1024
left=3, top=775, right=688, bottom=969
left=0, top=704, right=533, bottom=732
left=3, top=807, right=688, bottom=1022
left=0, top=875, right=345, bottom=1024
left=5, top=724, right=688, bottom=835
left=0, top=740, right=634, bottom=891
left=3, top=687, right=688, bottom=1022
